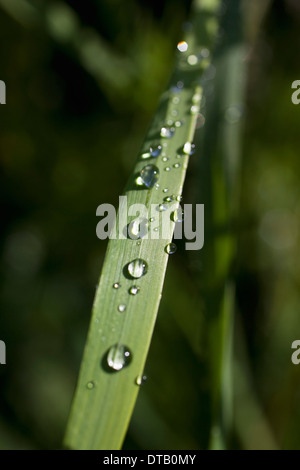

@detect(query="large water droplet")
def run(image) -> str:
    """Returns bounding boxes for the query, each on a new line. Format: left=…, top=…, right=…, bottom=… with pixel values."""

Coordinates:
left=127, top=258, right=148, bottom=278
left=165, top=243, right=177, bottom=254
left=107, top=344, right=131, bottom=371
left=160, top=126, right=175, bottom=139
left=140, top=165, right=159, bottom=188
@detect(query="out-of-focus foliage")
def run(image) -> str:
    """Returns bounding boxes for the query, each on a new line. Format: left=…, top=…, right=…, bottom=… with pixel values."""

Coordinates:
left=0, top=0, right=300, bottom=450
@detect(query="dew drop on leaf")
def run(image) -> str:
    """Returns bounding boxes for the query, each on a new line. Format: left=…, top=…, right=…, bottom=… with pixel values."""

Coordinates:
left=127, top=258, right=148, bottom=278
left=140, top=165, right=159, bottom=188
left=165, top=243, right=177, bottom=254
left=107, top=344, right=132, bottom=371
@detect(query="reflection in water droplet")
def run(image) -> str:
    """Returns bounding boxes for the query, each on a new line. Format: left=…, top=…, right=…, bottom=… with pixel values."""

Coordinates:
left=150, top=144, right=162, bottom=157
left=127, top=258, right=148, bottom=278
left=160, top=126, right=175, bottom=139
left=107, top=344, right=131, bottom=371
left=172, top=209, right=184, bottom=223
left=183, top=142, right=196, bottom=155
left=140, top=152, right=151, bottom=160
left=129, top=286, right=140, bottom=295
left=128, top=218, right=148, bottom=240
left=113, top=283, right=121, bottom=289
left=159, top=203, right=169, bottom=212
left=86, top=381, right=95, bottom=390
left=177, top=41, right=188, bottom=52
left=165, top=243, right=177, bottom=254
left=136, top=375, right=147, bottom=386
left=118, top=304, right=126, bottom=312
left=140, top=165, right=159, bottom=188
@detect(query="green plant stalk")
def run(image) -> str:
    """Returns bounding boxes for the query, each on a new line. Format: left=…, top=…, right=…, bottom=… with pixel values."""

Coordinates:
left=193, top=0, right=247, bottom=449
left=64, top=0, right=223, bottom=451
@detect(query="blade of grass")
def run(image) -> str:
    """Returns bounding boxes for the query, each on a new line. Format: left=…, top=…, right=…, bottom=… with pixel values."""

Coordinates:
left=64, top=0, right=223, bottom=451
left=193, top=0, right=248, bottom=449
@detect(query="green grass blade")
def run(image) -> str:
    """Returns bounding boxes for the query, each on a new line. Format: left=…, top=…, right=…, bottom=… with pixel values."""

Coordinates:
left=64, top=0, right=223, bottom=450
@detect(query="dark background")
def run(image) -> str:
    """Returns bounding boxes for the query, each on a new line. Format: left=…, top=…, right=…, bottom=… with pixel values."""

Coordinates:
left=0, top=0, right=300, bottom=449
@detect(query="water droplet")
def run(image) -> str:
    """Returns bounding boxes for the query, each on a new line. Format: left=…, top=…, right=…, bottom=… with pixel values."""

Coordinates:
left=175, top=120, right=184, bottom=128
left=154, top=227, right=159, bottom=232
left=136, top=241, right=141, bottom=246
left=140, top=152, right=151, bottom=160
left=86, top=381, right=95, bottom=390
left=150, top=144, right=162, bottom=157
left=172, top=209, right=184, bottom=223
left=128, top=218, right=148, bottom=240
left=164, top=196, right=173, bottom=202
left=129, top=286, right=140, bottom=295
left=113, top=283, right=121, bottom=289
left=172, top=96, right=180, bottom=104
left=136, top=375, right=147, bottom=386
left=164, top=166, right=171, bottom=172
left=160, top=126, right=175, bottom=139
left=107, top=344, right=131, bottom=371
left=177, top=81, right=184, bottom=89
left=171, top=109, right=178, bottom=116
left=149, top=217, right=155, bottom=222
left=174, top=163, right=180, bottom=169
left=140, top=165, right=159, bottom=188
left=166, top=119, right=174, bottom=126
left=187, top=54, right=198, bottom=65
left=183, top=142, right=196, bottom=155
left=165, top=243, right=177, bottom=254
left=155, top=183, right=160, bottom=190
left=191, top=105, right=200, bottom=115
left=158, top=203, right=169, bottom=212
left=163, top=188, right=169, bottom=193
left=127, top=258, right=148, bottom=279
left=177, top=41, right=188, bottom=52
left=118, top=304, right=126, bottom=312
left=162, top=157, right=169, bottom=162
left=176, top=195, right=182, bottom=202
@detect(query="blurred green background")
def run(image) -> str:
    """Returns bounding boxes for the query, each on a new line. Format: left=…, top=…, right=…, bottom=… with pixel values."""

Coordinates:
left=0, top=0, right=300, bottom=450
